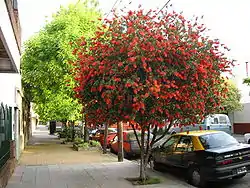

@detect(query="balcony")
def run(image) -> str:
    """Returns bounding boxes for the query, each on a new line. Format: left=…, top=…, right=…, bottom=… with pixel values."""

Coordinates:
left=0, top=0, right=21, bottom=73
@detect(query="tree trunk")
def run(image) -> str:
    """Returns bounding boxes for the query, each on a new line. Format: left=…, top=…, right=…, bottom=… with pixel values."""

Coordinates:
left=103, top=123, right=108, bottom=154
left=84, top=126, right=89, bottom=142
left=117, top=121, right=124, bottom=162
left=81, top=114, right=85, bottom=138
left=140, top=127, right=147, bottom=182
left=83, top=115, right=89, bottom=142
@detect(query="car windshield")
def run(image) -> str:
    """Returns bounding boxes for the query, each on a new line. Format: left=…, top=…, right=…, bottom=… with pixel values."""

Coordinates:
left=199, top=132, right=238, bottom=149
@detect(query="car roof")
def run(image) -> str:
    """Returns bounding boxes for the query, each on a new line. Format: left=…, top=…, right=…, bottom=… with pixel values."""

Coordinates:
left=176, top=130, right=221, bottom=137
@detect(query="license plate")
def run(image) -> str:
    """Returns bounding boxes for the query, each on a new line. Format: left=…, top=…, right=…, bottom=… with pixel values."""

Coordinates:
left=236, top=167, right=247, bottom=174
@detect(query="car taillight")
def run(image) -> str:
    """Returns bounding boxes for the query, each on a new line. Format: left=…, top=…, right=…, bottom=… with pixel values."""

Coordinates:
left=217, top=159, right=233, bottom=165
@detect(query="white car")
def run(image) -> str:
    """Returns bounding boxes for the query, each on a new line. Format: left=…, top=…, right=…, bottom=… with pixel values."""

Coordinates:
left=244, top=133, right=250, bottom=144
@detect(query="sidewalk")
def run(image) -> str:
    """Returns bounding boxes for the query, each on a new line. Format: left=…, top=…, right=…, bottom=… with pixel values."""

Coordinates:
left=20, top=125, right=117, bottom=165
left=7, top=162, right=194, bottom=188
left=7, top=125, right=193, bottom=188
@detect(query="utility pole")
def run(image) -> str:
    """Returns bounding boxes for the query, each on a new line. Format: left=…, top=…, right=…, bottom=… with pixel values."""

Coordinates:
left=117, top=121, right=124, bottom=162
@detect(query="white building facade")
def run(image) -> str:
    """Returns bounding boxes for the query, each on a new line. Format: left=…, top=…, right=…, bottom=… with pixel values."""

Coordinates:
left=0, top=0, right=29, bottom=179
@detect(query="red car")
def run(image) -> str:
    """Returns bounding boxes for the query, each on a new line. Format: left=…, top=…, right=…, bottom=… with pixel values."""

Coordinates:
left=98, top=128, right=117, bottom=148
left=110, top=130, right=152, bottom=158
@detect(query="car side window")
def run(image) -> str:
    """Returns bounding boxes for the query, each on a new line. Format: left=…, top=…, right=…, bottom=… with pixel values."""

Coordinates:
left=219, top=116, right=227, bottom=124
left=211, top=117, right=219, bottom=124
left=161, top=136, right=179, bottom=153
left=175, top=136, right=193, bottom=152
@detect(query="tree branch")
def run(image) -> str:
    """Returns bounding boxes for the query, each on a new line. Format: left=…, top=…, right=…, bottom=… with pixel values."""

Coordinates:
left=149, top=125, right=158, bottom=147
left=151, top=121, right=174, bottom=145
left=131, top=123, right=141, bottom=149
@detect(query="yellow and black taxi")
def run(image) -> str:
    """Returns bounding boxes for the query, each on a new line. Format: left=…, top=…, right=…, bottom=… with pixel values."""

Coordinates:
left=151, top=130, right=250, bottom=187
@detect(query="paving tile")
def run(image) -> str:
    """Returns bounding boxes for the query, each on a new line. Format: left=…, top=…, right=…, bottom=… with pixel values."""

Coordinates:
left=20, top=167, right=36, bottom=185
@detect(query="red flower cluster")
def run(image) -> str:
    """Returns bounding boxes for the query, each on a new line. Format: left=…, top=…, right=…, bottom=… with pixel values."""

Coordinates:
left=72, top=9, right=233, bottom=128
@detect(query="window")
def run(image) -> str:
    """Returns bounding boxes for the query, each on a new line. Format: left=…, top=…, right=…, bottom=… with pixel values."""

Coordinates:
left=175, top=136, right=193, bottom=152
left=219, top=116, right=227, bottom=124
left=211, top=117, right=219, bottom=124
left=161, top=136, right=179, bottom=152
left=199, top=132, right=238, bottom=149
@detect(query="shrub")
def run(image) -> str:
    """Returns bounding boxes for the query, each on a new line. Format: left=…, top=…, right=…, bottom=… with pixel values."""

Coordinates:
left=74, top=137, right=84, bottom=145
left=78, top=142, right=89, bottom=149
left=89, top=140, right=101, bottom=147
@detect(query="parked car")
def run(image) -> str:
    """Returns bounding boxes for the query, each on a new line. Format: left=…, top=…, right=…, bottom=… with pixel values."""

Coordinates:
left=151, top=130, right=250, bottom=187
left=168, top=114, right=232, bottom=135
left=99, top=128, right=117, bottom=148
left=110, top=130, right=152, bottom=158
left=244, top=133, right=250, bottom=144
left=90, top=128, right=117, bottom=146
left=90, top=129, right=103, bottom=141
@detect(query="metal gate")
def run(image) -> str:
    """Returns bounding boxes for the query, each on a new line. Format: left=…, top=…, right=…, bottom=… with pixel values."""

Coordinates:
left=0, top=103, right=12, bottom=169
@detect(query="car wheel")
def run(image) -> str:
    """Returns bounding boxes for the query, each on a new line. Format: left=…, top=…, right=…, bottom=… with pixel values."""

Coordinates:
left=123, top=150, right=129, bottom=159
left=248, top=139, right=250, bottom=144
left=187, top=166, right=206, bottom=188
left=232, top=173, right=247, bottom=179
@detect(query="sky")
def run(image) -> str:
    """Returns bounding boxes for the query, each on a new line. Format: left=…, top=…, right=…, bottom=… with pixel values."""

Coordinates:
left=18, top=0, right=250, bottom=99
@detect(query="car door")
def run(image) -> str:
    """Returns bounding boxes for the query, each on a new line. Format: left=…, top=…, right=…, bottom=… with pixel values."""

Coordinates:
left=158, top=135, right=180, bottom=165
left=169, top=136, right=194, bottom=168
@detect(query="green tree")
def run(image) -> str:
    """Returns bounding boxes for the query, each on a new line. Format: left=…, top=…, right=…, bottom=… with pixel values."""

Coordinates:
left=21, top=0, right=101, bottom=122
left=220, top=80, right=242, bottom=113
left=243, top=77, right=250, bottom=85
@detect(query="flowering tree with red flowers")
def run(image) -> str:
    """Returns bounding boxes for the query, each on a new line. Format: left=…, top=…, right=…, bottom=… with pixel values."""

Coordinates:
left=72, top=8, right=233, bottom=182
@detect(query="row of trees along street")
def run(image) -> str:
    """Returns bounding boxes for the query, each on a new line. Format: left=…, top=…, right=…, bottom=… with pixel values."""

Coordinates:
left=21, top=0, right=242, bottom=183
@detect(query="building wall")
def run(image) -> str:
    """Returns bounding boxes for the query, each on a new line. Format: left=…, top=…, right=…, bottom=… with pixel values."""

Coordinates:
left=231, top=65, right=250, bottom=134
left=232, top=103, right=250, bottom=134
left=0, top=0, right=29, bottom=161
left=0, top=74, right=21, bottom=106
left=234, top=103, right=250, bottom=123
left=4, top=0, right=22, bottom=51
left=0, top=0, right=26, bottom=186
